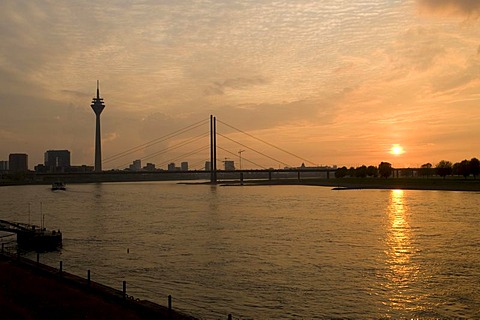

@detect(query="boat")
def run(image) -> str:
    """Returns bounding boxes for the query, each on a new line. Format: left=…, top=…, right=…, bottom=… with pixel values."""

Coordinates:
left=17, top=226, right=63, bottom=251
left=0, top=219, right=62, bottom=251
left=51, top=181, right=66, bottom=191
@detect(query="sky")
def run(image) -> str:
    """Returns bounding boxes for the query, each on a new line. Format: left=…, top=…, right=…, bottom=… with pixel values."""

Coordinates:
left=1, top=0, right=479, bottom=170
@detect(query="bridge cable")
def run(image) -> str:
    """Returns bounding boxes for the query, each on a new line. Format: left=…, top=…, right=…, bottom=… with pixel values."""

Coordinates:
left=217, top=119, right=318, bottom=166
left=217, top=132, right=291, bottom=168
left=217, top=146, right=267, bottom=169
left=104, top=118, right=209, bottom=164
left=188, top=158, right=208, bottom=170
left=115, top=132, right=210, bottom=169
left=155, top=145, right=210, bottom=169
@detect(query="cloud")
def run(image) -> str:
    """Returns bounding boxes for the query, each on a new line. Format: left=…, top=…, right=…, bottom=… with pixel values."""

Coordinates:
left=389, top=27, right=447, bottom=72
left=417, top=0, right=480, bottom=17
left=204, top=77, right=268, bottom=96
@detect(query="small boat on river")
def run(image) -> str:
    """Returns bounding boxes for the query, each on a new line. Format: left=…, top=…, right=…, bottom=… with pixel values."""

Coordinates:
left=51, top=182, right=66, bottom=191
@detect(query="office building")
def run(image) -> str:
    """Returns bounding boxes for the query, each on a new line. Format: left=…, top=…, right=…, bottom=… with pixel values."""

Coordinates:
left=224, top=160, right=235, bottom=171
left=9, top=153, right=28, bottom=173
left=181, top=162, right=188, bottom=171
left=144, top=163, right=156, bottom=171
left=44, top=150, right=71, bottom=173
left=0, top=161, right=8, bottom=172
left=129, top=159, right=142, bottom=171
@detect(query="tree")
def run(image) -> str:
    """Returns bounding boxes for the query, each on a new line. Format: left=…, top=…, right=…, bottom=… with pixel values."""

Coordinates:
left=335, top=166, right=348, bottom=178
left=366, top=165, right=378, bottom=177
left=469, top=158, right=480, bottom=179
left=456, top=160, right=470, bottom=179
left=419, top=163, right=433, bottom=178
left=355, top=165, right=367, bottom=178
left=378, top=162, right=393, bottom=179
left=347, top=167, right=356, bottom=178
left=453, top=162, right=461, bottom=176
left=436, top=160, right=453, bottom=179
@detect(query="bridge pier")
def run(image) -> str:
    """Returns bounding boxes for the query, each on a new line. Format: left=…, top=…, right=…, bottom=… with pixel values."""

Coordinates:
left=240, top=172, right=244, bottom=185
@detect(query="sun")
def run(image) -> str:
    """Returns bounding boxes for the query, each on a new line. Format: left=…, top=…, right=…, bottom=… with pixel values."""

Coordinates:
left=390, top=144, right=405, bottom=155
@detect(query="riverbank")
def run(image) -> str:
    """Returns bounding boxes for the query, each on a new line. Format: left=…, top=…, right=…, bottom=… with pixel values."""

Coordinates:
left=0, top=252, right=197, bottom=320
left=237, top=177, right=480, bottom=191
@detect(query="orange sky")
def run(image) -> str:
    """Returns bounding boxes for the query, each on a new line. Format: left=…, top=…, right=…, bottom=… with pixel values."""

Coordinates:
left=0, top=0, right=479, bottom=169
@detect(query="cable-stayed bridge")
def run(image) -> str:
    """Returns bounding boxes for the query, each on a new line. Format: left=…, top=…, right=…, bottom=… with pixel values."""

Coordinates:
left=101, top=115, right=334, bottom=183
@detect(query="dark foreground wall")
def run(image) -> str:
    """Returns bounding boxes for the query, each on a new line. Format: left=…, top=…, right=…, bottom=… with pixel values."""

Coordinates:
left=0, top=253, right=198, bottom=320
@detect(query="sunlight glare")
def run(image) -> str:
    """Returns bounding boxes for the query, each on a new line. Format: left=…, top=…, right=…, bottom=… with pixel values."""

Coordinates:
left=390, top=144, right=405, bottom=156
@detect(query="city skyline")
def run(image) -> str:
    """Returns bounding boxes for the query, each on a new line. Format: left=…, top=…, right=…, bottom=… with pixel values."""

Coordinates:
left=1, top=1, right=479, bottom=169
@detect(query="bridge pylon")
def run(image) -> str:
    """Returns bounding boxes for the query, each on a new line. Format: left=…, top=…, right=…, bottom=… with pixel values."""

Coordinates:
left=210, top=115, right=217, bottom=184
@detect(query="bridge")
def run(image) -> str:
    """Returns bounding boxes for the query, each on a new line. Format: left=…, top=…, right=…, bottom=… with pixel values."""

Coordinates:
left=95, top=115, right=332, bottom=184
left=0, top=219, right=62, bottom=251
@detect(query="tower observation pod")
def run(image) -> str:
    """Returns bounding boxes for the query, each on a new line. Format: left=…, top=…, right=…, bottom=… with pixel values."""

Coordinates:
left=91, top=80, right=105, bottom=172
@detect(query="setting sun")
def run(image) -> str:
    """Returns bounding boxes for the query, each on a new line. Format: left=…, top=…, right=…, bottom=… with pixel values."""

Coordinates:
left=390, top=144, right=405, bottom=156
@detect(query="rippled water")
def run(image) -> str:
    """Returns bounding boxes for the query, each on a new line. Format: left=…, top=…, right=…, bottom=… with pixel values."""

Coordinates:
left=1, top=182, right=480, bottom=319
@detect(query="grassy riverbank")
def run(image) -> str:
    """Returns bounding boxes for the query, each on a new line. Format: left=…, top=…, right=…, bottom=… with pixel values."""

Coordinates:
left=242, top=177, right=480, bottom=191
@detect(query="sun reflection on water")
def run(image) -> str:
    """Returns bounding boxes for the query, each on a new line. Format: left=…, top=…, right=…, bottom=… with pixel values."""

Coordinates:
left=384, top=189, right=421, bottom=313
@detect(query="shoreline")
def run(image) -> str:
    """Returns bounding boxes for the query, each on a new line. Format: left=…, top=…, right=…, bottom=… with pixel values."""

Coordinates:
left=3, top=177, right=480, bottom=192
left=223, top=177, right=480, bottom=192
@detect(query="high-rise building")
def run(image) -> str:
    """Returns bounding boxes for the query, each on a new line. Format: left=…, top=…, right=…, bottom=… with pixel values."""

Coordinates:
left=0, top=161, right=8, bottom=171
left=9, top=153, right=28, bottom=173
left=91, top=81, right=106, bottom=172
left=181, top=162, right=188, bottom=171
left=205, top=161, right=211, bottom=171
left=144, top=163, right=156, bottom=171
left=168, top=163, right=176, bottom=171
left=129, top=159, right=142, bottom=171
left=44, top=150, right=71, bottom=173
left=224, top=160, right=235, bottom=171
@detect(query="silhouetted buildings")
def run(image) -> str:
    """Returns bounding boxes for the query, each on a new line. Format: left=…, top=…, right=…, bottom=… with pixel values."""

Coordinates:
left=205, top=161, right=211, bottom=171
left=9, top=153, right=28, bottom=173
left=181, top=162, right=188, bottom=171
left=33, top=149, right=93, bottom=173
left=44, top=150, right=71, bottom=173
left=91, top=81, right=106, bottom=172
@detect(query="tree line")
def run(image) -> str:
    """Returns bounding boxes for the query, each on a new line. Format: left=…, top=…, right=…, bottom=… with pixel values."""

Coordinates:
left=335, top=158, right=480, bottom=179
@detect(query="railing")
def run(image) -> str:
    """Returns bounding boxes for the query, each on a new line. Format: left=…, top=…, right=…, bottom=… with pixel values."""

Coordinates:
left=0, top=243, right=243, bottom=320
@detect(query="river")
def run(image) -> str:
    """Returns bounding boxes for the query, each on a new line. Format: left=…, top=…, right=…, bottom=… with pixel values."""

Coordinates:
left=1, top=182, right=479, bottom=319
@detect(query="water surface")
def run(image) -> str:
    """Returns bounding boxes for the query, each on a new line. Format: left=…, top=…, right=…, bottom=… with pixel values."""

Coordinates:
left=1, top=182, right=479, bottom=319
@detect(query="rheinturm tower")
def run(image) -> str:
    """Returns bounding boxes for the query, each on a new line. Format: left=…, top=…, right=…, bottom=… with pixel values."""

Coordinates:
left=91, top=80, right=105, bottom=172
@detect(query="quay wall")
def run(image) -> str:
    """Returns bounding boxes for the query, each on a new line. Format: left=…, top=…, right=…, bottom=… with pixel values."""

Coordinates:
left=0, top=250, right=198, bottom=320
